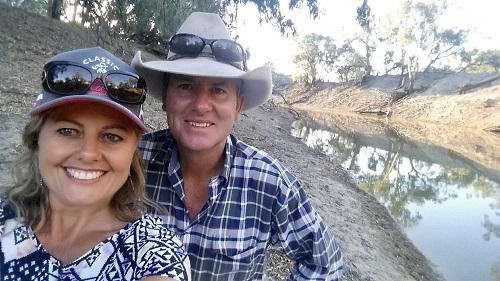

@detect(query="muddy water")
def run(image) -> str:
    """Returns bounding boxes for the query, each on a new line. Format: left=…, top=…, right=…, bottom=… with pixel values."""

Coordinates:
left=291, top=111, right=500, bottom=281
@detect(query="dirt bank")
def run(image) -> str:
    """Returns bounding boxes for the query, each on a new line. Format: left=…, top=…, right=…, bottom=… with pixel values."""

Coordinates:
left=0, top=4, right=456, bottom=280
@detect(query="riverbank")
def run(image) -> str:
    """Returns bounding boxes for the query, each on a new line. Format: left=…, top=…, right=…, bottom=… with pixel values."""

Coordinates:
left=233, top=101, right=447, bottom=280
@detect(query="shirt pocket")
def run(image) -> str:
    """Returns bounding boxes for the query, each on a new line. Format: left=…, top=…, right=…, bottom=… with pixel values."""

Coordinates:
left=208, top=231, right=265, bottom=265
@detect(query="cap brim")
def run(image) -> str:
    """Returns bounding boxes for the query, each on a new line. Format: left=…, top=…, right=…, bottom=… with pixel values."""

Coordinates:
left=132, top=51, right=272, bottom=111
left=30, top=91, right=146, bottom=131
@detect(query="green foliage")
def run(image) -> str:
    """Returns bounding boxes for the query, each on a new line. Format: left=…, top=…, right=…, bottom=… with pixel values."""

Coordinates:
left=378, top=0, right=469, bottom=91
left=383, top=50, right=403, bottom=74
left=356, top=0, right=371, bottom=30
left=4, top=0, right=48, bottom=14
left=75, top=0, right=211, bottom=47
left=355, top=0, right=376, bottom=78
left=272, top=70, right=293, bottom=86
left=235, top=0, right=318, bottom=36
left=460, top=49, right=500, bottom=73
left=24, top=0, right=320, bottom=47
left=490, top=261, right=500, bottom=281
left=264, top=61, right=292, bottom=86
left=293, top=33, right=337, bottom=83
left=336, top=43, right=366, bottom=82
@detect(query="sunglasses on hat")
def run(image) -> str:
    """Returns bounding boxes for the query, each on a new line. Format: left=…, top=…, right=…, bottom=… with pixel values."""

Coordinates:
left=168, top=33, right=247, bottom=71
left=41, top=61, right=147, bottom=104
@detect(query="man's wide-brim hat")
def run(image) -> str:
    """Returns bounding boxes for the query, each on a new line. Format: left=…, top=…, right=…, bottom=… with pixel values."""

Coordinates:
left=132, top=12, right=273, bottom=111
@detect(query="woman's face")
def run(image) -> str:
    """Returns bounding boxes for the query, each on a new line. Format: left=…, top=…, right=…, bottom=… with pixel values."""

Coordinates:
left=37, top=102, right=140, bottom=211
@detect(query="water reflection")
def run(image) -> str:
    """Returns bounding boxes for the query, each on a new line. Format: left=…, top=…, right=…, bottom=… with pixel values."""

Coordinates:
left=292, top=113, right=500, bottom=281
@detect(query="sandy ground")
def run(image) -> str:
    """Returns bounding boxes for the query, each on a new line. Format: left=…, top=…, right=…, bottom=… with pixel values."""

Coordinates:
left=3, top=4, right=499, bottom=280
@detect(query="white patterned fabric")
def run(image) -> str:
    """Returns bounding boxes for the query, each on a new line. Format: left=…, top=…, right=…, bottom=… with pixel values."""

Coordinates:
left=0, top=201, right=191, bottom=281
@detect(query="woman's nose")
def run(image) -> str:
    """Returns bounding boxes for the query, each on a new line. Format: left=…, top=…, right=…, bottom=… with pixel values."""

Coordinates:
left=77, top=136, right=102, bottom=161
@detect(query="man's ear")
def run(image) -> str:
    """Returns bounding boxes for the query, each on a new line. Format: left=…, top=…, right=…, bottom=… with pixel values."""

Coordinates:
left=162, top=98, right=167, bottom=112
left=162, top=73, right=170, bottom=112
left=235, top=95, right=244, bottom=120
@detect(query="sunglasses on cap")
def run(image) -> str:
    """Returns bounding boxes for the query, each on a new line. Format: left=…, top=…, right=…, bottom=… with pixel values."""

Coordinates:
left=168, top=33, right=248, bottom=71
left=41, top=61, right=147, bottom=104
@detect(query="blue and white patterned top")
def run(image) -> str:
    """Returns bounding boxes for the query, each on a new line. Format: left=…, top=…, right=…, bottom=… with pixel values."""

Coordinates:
left=140, top=129, right=343, bottom=281
left=0, top=200, right=191, bottom=281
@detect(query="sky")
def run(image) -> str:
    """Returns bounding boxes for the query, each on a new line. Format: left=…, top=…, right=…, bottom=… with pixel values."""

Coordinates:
left=235, top=0, right=500, bottom=77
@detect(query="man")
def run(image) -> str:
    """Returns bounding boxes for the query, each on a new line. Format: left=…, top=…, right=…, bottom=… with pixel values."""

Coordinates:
left=132, top=12, right=343, bottom=280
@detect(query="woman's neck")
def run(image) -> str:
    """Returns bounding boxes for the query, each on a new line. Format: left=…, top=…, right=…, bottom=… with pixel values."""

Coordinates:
left=36, top=206, right=126, bottom=264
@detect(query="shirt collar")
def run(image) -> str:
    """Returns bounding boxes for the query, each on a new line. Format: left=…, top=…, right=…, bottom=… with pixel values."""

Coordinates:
left=151, top=131, right=235, bottom=181
left=220, top=134, right=235, bottom=181
left=150, top=130, right=176, bottom=165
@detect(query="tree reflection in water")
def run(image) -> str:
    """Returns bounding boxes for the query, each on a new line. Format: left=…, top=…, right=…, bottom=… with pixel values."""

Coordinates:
left=292, top=115, right=500, bottom=281
left=292, top=117, right=500, bottom=230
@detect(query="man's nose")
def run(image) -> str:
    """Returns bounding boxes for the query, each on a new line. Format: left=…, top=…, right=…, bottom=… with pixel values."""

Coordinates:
left=191, top=89, right=212, bottom=112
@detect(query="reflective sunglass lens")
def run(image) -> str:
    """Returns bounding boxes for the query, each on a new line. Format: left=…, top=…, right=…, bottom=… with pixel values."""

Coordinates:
left=105, top=74, right=145, bottom=103
left=170, top=34, right=205, bottom=56
left=212, top=40, right=244, bottom=62
left=47, top=65, right=92, bottom=95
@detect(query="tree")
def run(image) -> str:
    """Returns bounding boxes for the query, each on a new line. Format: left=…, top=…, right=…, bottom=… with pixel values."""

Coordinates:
left=293, top=33, right=337, bottom=84
left=421, top=28, right=468, bottom=73
left=47, top=0, right=64, bottom=19
left=382, top=0, right=468, bottom=92
left=337, top=52, right=365, bottom=82
left=230, top=0, right=319, bottom=36
left=39, top=0, right=321, bottom=46
left=355, top=0, right=376, bottom=83
left=1, top=0, right=46, bottom=13
left=460, top=49, right=500, bottom=73
left=265, top=62, right=293, bottom=86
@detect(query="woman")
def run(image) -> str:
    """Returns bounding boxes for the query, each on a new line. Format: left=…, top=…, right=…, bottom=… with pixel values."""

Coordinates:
left=0, top=47, right=191, bottom=281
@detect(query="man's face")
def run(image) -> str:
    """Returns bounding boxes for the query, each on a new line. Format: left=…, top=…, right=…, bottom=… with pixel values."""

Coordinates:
left=164, top=74, right=244, bottom=155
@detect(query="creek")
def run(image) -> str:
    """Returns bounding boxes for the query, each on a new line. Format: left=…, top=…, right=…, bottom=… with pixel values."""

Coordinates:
left=291, top=110, right=500, bottom=281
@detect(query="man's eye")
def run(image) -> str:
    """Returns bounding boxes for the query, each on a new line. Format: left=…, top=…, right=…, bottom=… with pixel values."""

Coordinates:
left=178, top=83, right=192, bottom=90
left=103, top=133, right=123, bottom=143
left=212, top=87, right=228, bottom=95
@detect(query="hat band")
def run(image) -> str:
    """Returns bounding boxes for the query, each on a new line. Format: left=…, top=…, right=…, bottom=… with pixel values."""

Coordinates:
left=167, top=33, right=247, bottom=71
left=167, top=53, right=245, bottom=70
left=42, top=61, right=147, bottom=104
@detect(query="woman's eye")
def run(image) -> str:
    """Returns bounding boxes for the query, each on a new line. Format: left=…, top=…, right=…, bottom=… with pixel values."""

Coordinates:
left=57, top=128, right=78, bottom=137
left=103, top=133, right=123, bottom=143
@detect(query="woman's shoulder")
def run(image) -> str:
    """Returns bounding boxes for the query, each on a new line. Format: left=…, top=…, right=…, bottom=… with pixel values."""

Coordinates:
left=0, top=197, right=17, bottom=233
left=120, top=214, right=190, bottom=280
left=122, top=214, right=180, bottom=246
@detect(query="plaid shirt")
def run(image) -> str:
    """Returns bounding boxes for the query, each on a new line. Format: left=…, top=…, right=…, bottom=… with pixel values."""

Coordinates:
left=140, top=129, right=343, bottom=280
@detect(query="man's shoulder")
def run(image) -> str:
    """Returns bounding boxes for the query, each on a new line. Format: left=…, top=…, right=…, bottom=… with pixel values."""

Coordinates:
left=140, top=129, right=174, bottom=150
left=231, top=135, right=285, bottom=170
left=230, top=135, right=300, bottom=189
left=141, top=129, right=172, bottom=143
left=140, top=129, right=174, bottom=161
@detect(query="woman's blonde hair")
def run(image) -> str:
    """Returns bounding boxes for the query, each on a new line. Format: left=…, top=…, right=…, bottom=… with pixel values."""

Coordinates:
left=3, top=110, right=164, bottom=231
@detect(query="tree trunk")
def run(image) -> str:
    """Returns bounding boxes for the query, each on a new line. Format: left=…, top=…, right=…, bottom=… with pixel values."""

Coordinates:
left=49, top=0, right=63, bottom=20
left=72, top=0, right=79, bottom=22
left=396, top=48, right=406, bottom=89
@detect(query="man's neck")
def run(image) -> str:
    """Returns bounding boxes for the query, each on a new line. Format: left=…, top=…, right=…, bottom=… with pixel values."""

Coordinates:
left=177, top=143, right=226, bottom=220
left=177, top=143, right=226, bottom=178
